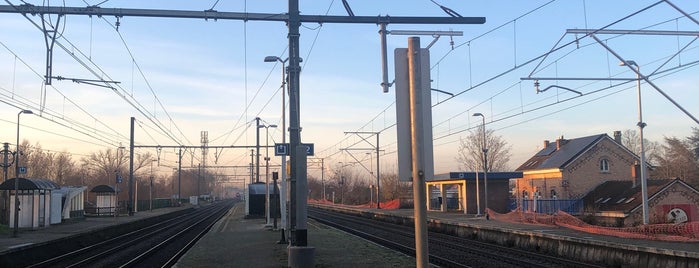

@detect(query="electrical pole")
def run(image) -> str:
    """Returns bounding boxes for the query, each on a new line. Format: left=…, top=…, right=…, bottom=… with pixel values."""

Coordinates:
left=341, top=131, right=381, bottom=209
left=408, top=37, right=429, bottom=268
left=198, top=163, right=201, bottom=203
left=129, top=117, right=135, bottom=215
left=255, top=117, right=261, bottom=183
left=250, top=149, right=254, bottom=185
left=1, top=143, right=12, bottom=224
left=177, top=147, right=182, bottom=205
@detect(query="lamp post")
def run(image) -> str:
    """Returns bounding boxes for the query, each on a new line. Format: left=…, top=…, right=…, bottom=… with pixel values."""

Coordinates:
left=14, top=109, right=32, bottom=237
left=366, top=153, right=374, bottom=207
left=264, top=55, right=289, bottom=242
left=473, top=113, right=488, bottom=218
left=260, top=123, right=277, bottom=226
left=620, top=60, right=649, bottom=225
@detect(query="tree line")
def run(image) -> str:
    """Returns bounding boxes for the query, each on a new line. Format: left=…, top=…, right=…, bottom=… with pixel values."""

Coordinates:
left=6, top=126, right=699, bottom=206
left=308, top=127, right=699, bottom=206
left=2, top=141, right=215, bottom=203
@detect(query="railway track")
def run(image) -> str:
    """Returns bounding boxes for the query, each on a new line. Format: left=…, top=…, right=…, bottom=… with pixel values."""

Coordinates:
left=21, top=200, right=234, bottom=268
left=309, top=207, right=605, bottom=268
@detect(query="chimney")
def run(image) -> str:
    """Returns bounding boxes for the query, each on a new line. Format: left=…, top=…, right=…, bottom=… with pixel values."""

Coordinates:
left=544, top=140, right=550, bottom=148
left=614, top=130, right=622, bottom=144
left=556, top=136, right=566, bottom=150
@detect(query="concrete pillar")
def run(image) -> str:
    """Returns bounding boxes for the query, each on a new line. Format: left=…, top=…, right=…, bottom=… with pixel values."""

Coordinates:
left=440, top=184, right=446, bottom=212
left=461, top=182, right=467, bottom=214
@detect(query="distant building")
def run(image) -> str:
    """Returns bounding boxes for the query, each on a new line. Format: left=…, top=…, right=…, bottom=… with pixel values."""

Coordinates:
left=514, top=131, right=646, bottom=201
left=583, top=178, right=699, bottom=226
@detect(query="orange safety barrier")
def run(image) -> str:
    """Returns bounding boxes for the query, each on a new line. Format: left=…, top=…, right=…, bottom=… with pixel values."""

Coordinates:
left=308, top=199, right=401, bottom=209
left=487, top=208, right=699, bottom=242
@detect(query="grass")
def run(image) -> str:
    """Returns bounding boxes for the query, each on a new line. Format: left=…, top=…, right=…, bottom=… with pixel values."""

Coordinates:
left=0, top=224, right=10, bottom=235
left=307, top=220, right=416, bottom=268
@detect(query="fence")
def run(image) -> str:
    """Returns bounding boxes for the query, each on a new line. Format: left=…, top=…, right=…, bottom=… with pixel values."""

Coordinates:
left=509, top=198, right=584, bottom=215
left=135, top=198, right=173, bottom=211
left=489, top=208, right=699, bottom=242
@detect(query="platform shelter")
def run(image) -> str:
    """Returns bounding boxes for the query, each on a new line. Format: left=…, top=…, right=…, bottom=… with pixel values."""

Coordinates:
left=245, top=182, right=277, bottom=218
left=52, top=186, right=87, bottom=223
left=427, top=172, right=523, bottom=214
left=89, top=185, right=119, bottom=216
left=0, top=178, right=59, bottom=229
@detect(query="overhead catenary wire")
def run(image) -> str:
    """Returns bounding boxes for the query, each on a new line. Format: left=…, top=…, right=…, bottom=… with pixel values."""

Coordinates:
left=0, top=39, right=127, bottom=145
left=4, top=0, right=190, bottom=147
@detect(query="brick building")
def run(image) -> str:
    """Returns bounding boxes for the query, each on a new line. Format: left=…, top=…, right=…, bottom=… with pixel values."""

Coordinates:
left=514, top=132, right=646, bottom=200
left=584, top=179, right=699, bottom=226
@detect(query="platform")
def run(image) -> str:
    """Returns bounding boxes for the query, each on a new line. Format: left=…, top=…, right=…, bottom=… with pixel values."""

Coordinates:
left=0, top=205, right=189, bottom=254
left=316, top=205, right=699, bottom=267
left=175, top=202, right=416, bottom=267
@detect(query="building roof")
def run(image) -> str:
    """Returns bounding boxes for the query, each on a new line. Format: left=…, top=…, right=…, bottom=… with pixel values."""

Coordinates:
left=426, top=172, right=523, bottom=183
left=448, top=172, right=523, bottom=180
left=90, top=184, right=118, bottom=193
left=516, top=134, right=612, bottom=171
left=0, top=178, right=60, bottom=190
left=582, top=179, right=695, bottom=212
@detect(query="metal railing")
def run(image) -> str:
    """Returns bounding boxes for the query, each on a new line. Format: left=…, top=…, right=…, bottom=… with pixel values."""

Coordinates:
left=509, top=199, right=584, bottom=215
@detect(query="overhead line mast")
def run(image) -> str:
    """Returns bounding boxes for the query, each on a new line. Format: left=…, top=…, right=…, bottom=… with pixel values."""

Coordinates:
left=0, top=4, right=484, bottom=24
left=1, top=2, right=484, bottom=267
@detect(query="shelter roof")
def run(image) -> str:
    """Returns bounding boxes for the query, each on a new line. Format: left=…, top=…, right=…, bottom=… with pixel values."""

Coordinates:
left=248, top=182, right=274, bottom=195
left=0, top=178, right=60, bottom=190
left=90, top=184, right=118, bottom=193
left=426, top=172, right=523, bottom=183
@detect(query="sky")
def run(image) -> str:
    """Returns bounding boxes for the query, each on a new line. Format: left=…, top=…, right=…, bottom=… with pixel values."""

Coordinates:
left=0, top=0, right=698, bottom=186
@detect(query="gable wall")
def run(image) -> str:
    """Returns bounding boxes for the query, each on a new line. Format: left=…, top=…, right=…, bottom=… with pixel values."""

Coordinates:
left=636, top=182, right=699, bottom=225
left=564, top=138, right=637, bottom=199
left=519, top=138, right=641, bottom=200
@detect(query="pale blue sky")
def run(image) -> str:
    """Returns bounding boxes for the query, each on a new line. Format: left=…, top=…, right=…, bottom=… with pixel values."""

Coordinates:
left=0, top=1, right=698, bottom=183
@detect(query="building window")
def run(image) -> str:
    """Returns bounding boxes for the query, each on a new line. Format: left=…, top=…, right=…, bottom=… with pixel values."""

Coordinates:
left=599, top=159, right=609, bottom=173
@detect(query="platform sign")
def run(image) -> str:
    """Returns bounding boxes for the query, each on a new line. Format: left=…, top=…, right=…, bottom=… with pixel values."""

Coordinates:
left=274, top=143, right=314, bottom=156
left=275, top=143, right=288, bottom=156
left=394, top=47, right=434, bottom=182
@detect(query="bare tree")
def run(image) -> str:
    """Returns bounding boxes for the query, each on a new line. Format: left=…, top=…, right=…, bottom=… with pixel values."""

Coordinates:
left=23, top=141, right=51, bottom=178
left=81, top=148, right=153, bottom=186
left=455, top=128, right=512, bottom=172
left=654, top=136, right=699, bottom=187
left=621, top=129, right=661, bottom=165
left=52, top=152, right=76, bottom=185
left=689, top=127, right=699, bottom=159
left=379, top=171, right=411, bottom=201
